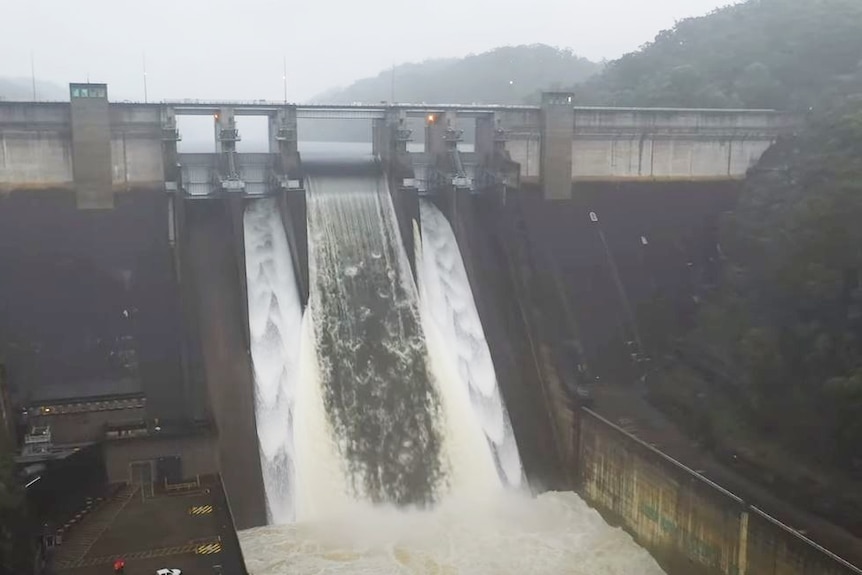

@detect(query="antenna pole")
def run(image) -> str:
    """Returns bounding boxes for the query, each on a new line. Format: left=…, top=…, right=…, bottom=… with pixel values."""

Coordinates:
left=143, top=52, right=148, bottom=103
left=283, top=56, right=288, bottom=104
left=390, top=62, right=395, bottom=103
left=30, top=51, right=36, bottom=100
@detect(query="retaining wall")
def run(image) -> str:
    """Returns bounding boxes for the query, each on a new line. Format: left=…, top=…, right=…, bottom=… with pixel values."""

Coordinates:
left=578, top=409, right=861, bottom=575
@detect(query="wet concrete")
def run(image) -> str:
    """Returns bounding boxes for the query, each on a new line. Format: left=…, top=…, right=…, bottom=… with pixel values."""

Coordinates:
left=0, top=190, right=187, bottom=420
left=513, top=182, right=739, bottom=381
left=181, top=200, right=267, bottom=529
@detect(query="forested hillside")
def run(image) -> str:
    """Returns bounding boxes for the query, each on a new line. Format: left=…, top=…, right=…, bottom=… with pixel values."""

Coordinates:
left=593, top=0, right=862, bottom=503
left=579, top=0, right=862, bottom=110
left=313, top=44, right=600, bottom=104
left=305, top=44, right=600, bottom=141
left=645, top=105, right=862, bottom=472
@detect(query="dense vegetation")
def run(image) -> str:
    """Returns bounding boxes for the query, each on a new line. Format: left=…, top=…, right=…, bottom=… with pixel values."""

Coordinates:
left=645, top=106, right=862, bottom=475
left=578, top=0, right=862, bottom=110
left=592, top=0, right=862, bottom=489
left=313, top=44, right=600, bottom=104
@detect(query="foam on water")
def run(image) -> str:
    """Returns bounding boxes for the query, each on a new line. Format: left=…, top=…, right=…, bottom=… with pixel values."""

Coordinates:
left=417, top=201, right=524, bottom=487
left=244, top=198, right=304, bottom=524
left=302, top=171, right=449, bottom=511
left=239, top=490, right=666, bottom=575
left=293, top=310, right=353, bottom=521
left=240, top=170, right=665, bottom=575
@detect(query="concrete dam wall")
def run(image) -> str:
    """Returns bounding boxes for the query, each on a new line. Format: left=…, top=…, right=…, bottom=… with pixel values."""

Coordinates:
left=436, top=183, right=861, bottom=575
left=179, top=198, right=268, bottom=528
left=3, top=87, right=850, bottom=569
left=578, top=409, right=860, bottom=575
left=0, top=189, right=189, bottom=420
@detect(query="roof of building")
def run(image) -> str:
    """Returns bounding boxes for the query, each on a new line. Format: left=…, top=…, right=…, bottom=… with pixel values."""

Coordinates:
left=29, top=377, right=142, bottom=404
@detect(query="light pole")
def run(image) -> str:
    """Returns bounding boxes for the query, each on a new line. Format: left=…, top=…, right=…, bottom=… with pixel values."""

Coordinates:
left=142, top=52, right=148, bottom=103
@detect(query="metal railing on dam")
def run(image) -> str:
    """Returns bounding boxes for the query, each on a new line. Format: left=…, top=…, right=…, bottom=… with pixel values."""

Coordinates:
left=578, top=408, right=862, bottom=575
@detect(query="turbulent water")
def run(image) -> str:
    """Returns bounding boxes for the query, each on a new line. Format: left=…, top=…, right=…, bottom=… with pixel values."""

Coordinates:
left=302, top=170, right=447, bottom=510
left=241, top=157, right=665, bottom=574
left=417, top=200, right=523, bottom=488
left=245, top=198, right=304, bottom=523
left=239, top=491, right=666, bottom=575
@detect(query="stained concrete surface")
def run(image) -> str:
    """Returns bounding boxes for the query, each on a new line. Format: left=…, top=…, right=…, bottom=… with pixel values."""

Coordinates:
left=0, top=190, right=186, bottom=421
left=589, top=380, right=862, bottom=569
left=429, top=178, right=860, bottom=572
left=181, top=201, right=267, bottom=529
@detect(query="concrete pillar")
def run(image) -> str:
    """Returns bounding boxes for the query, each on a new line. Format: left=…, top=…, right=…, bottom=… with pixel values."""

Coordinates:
left=540, top=92, right=575, bottom=200
left=374, top=108, right=410, bottom=170
left=425, top=110, right=458, bottom=160
left=278, top=190, right=309, bottom=306
left=372, top=117, right=388, bottom=160
left=172, top=191, right=209, bottom=424
left=398, top=186, right=420, bottom=280
left=475, top=113, right=497, bottom=165
left=161, top=106, right=181, bottom=187
left=216, top=107, right=239, bottom=180
left=270, top=106, right=299, bottom=176
left=374, top=108, right=419, bottom=279
left=228, top=195, right=251, bottom=350
left=70, top=83, right=113, bottom=209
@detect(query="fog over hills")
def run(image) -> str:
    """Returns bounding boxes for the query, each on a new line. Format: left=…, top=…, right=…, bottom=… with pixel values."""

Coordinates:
left=0, top=78, right=66, bottom=101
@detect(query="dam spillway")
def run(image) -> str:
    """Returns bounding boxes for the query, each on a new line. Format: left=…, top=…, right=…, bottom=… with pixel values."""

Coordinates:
left=238, top=153, right=666, bottom=574
left=244, top=198, right=304, bottom=524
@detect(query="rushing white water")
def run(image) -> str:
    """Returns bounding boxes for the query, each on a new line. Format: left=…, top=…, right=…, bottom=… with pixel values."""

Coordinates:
left=301, top=170, right=448, bottom=512
left=296, top=170, right=500, bottom=516
left=239, top=490, right=666, bottom=575
left=240, top=165, right=665, bottom=575
left=417, top=200, right=524, bottom=488
left=244, top=198, right=304, bottom=524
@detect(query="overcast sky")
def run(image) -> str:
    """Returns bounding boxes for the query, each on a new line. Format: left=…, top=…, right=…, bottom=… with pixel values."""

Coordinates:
left=2, top=0, right=733, bottom=102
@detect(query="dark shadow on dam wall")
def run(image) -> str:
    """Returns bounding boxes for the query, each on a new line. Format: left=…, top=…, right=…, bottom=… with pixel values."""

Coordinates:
left=439, top=181, right=860, bottom=575
left=515, top=182, right=739, bottom=382
left=429, top=182, right=740, bottom=491
left=0, top=190, right=191, bottom=421
left=180, top=199, right=267, bottom=529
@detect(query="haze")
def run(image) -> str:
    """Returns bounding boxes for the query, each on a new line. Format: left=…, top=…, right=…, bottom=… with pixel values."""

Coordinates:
left=2, top=0, right=735, bottom=102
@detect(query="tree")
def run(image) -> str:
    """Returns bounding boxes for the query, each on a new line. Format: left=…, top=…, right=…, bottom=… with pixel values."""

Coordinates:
left=577, top=0, right=862, bottom=112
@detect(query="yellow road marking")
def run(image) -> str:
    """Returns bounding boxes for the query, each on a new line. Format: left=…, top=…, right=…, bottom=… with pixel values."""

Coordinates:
left=54, top=538, right=222, bottom=570
left=195, top=542, right=222, bottom=555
